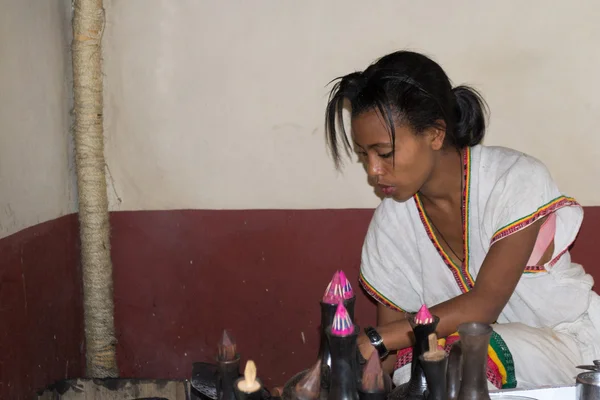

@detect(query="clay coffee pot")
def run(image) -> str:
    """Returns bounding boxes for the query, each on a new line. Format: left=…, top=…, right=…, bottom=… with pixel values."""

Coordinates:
left=387, top=306, right=440, bottom=400
left=418, top=322, right=493, bottom=400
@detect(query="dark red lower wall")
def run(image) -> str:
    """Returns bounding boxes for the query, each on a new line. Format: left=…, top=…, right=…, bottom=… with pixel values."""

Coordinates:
left=2, top=207, right=600, bottom=397
left=110, top=210, right=377, bottom=389
left=0, top=214, right=84, bottom=400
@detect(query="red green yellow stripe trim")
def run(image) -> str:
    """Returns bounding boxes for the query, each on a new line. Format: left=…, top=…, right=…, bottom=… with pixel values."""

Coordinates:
left=463, top=146, right=472, bottom=274
left=491, top=196, right=579, bottom=245
left=358, top=271, right=405, bottom=312
left=394, top=330, right=516, bottom=390
left=523, top=265, right=547, bottom=274
left=414, top=147, right=475, bottom=293
left=489, top=331, right=517, bottom=389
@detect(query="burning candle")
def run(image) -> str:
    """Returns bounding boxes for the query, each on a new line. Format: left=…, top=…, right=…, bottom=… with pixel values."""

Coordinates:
left=234, top=360, right=263, bottom=400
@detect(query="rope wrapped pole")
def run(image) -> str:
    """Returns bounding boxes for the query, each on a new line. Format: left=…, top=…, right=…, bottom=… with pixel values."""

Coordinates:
left=71, top=0, right=119, bottom=378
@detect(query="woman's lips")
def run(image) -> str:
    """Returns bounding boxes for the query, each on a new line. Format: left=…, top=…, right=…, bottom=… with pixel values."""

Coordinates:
left=378, top=185, right=396, bottom=195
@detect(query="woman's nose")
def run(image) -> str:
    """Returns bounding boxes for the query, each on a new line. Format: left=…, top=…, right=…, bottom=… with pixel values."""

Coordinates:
left=367, top=156, right=384, bottom=178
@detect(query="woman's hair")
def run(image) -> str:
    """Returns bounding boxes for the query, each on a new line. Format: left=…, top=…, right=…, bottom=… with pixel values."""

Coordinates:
left=325, top=50, right=488, bottom=167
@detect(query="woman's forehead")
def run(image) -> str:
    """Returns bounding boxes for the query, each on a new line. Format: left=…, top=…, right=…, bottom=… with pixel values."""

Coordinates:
left=351, top=111, right=411, bottom=145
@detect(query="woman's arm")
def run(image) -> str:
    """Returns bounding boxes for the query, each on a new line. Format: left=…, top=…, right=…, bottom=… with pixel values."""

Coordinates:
left=358, top=217, right=547, bottom=363
left=375, top=303, right=408, bottom=374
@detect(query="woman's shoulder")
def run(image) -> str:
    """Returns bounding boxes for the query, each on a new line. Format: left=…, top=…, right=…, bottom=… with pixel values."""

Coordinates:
left=474, top=144, right=553, bottom=183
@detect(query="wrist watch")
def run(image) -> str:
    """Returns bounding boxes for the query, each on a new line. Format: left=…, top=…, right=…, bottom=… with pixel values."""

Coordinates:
left=364, top=326, right=389, bottom=358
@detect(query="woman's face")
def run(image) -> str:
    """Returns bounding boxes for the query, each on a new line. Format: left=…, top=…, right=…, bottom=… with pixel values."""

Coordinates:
left=351, top=109, right=442, bottom=202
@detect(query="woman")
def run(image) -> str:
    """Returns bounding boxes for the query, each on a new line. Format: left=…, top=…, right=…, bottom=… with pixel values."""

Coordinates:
left=324, top=50, right=600, bottom=389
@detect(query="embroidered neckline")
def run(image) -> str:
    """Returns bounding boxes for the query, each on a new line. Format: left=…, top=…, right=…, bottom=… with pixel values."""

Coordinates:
left=414, top=147, right=475, bottom=293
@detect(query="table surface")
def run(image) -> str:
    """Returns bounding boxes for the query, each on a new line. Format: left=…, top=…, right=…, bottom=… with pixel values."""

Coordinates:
left=490, top=385, right=575, bottom=399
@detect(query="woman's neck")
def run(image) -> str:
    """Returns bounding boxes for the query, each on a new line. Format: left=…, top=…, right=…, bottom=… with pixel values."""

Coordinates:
left=418, top=148, right=463, bottom=212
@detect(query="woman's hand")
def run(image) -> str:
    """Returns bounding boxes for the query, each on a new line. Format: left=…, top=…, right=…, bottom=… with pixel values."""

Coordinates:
left=357, top=331, right=376, bottom=361
left=357, top=325, right=402, bottom=375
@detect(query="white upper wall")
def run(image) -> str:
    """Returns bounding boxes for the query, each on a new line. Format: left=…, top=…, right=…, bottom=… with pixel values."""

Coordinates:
left=103, top=0, right=600, bottom=210
left=0, top=0, right=75, bottom=238
left=3, top=1, right=599, bottom=237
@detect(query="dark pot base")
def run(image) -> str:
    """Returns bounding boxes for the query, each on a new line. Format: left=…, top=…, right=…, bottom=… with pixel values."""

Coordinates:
left=281, top=369, right=394, bottom=400
left=281, top=369, right=329, bottom=400
left=387, top=382, right=425, bottom=400
left=357, top=390, right=386, bottom=400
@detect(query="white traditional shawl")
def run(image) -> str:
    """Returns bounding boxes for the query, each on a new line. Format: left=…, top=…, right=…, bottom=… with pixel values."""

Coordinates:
left=359, top=145, right=600, bottom=388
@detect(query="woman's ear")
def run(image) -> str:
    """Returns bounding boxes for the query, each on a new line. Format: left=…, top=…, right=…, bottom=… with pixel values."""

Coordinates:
left=430, top=129, right=445, bottom=150
left=427, top=120, right=446, bottom=150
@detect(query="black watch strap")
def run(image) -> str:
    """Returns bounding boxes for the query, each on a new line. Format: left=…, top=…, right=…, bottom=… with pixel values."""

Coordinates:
left=364, top=326, right=389, bottom=359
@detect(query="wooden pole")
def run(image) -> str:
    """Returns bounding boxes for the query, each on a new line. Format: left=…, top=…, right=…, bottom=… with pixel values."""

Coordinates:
left=71, top=0, right=119, bottom=378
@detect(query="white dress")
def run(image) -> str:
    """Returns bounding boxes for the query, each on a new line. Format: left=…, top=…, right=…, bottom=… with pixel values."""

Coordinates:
left=359, top=144, right=600, bottom=389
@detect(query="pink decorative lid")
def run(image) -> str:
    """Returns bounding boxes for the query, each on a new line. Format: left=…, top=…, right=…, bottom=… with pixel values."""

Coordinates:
left=338, top=270, right=354, bottom=299
left=414, top=304, right=434, bottom=325
left=322, top=271, right=342, bottom=304
left=331, top=302, right=354, bottom=336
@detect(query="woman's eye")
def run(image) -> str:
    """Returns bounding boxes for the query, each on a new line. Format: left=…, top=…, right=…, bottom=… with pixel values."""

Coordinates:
left=379, top=151, right=394, bottom=159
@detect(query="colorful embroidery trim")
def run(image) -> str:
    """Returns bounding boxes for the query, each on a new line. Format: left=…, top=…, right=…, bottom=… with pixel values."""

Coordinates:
left=394, top=330, right=517, bottom=390
left=493, top=195, right=580, bottom=275
left=415, top=147, right=474, bottom=293
left=358, top=272, right=405, bottom=312
left=491, top=196, right=579, bottom=245
left=489, top=331, right=517, bottom=389
left=523, top=265, right=547, bottom=274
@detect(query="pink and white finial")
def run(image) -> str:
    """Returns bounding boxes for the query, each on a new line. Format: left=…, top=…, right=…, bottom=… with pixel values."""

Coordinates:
left=414, top=304, right=434, bottom=325
left=323, top=270, right=354, bottom=304
left=338, top=270, right=354, bottom=299
left=331, top=302, right=354, bottom=336
left=323, top=271, right=342, bottom=304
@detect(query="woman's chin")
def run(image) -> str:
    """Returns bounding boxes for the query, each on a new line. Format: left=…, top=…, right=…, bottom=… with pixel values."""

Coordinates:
left=391, top=191, right=414, bottom=203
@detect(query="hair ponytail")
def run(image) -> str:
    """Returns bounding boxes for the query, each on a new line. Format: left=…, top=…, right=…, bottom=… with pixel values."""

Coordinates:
left=451, top=85, right=488, bottom=147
